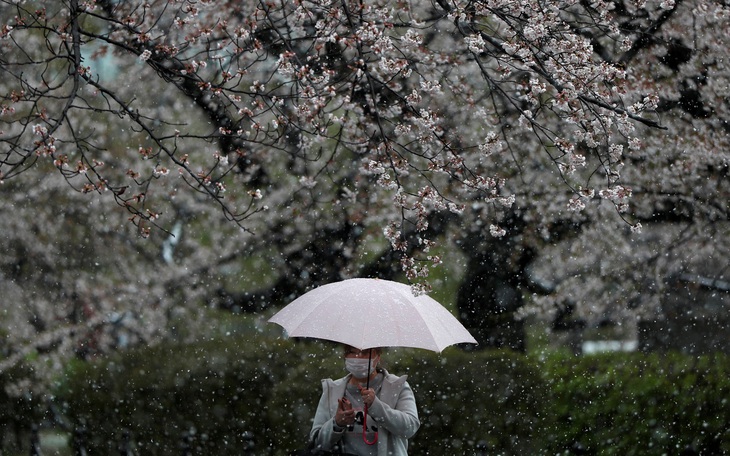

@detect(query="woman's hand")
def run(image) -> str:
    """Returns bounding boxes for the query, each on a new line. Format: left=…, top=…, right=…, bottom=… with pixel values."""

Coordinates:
left=358, top=386, right=376, bottom=407
left=335, top=397, right=355, bottom=427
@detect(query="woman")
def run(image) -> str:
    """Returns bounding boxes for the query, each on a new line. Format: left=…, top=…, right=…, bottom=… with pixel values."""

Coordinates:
left=309, top=346, right=420, bottom=455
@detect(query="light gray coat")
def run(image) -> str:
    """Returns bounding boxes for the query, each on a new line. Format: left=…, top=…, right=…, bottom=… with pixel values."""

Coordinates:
left=310, top=369, right=420, bottom=456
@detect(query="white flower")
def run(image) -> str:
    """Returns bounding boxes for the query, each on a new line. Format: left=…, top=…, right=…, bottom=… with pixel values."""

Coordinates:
left=608, top=144, right=624, bottom=162
left=628, top=137, right=642, bottom=151
left=567, top=197, right=585, bottom=212
left=465, top=34, right=486, bottom=53
left=32, top=124, right=48, bottom=136
left=299, top=176, right=317, bottom=189
left=153, top=165, right=169, bottom=177
left=498, top=195, right=515, bottom=207
left=448, top=203, right=465, bottom=214
left=489, top=224, right=506, bottom=237
left=419, top=79, right=441, bottom=94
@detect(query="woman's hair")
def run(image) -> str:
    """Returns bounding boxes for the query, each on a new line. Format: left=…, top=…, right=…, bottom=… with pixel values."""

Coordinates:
left=342, top=345, right=383, bottom=357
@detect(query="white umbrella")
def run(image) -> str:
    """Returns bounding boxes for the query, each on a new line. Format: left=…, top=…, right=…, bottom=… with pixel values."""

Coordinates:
left=268, top=278, right=477, bottom=352
left=270, top=278, right=476, bottom=447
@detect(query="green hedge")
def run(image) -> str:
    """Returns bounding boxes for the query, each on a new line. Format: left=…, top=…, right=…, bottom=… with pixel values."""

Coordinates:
left=539, top=351, right=730, bottom=455
left=43, top=338, right=730, bottom=455
left=57, top=336, right=301, bottom=454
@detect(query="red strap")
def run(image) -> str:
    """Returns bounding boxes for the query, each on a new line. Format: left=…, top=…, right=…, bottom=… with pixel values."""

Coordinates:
left=362, top=404, right=378, bottom=445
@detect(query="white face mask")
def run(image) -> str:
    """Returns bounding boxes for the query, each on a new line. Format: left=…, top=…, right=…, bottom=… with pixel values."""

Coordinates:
left=345, top=357, right=378, bottom=379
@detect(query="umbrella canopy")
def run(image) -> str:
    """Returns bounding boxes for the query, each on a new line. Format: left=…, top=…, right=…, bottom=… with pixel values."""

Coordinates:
left=268, top=278, right=477, bottom=352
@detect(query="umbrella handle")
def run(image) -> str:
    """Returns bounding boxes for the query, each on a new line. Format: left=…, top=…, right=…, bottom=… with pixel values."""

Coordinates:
left=362, top=404, right=378, bottom=445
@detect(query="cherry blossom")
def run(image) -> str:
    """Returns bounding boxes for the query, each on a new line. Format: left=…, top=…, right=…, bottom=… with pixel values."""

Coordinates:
left=0, top=0, right=727, bottom=399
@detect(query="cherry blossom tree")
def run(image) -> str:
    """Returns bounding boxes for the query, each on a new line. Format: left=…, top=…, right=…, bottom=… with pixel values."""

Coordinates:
left=1, top=0, right=657, bottom=255
left=1, top=0, right=727, bottom=401
left=522, top=0, right=730, bottom=332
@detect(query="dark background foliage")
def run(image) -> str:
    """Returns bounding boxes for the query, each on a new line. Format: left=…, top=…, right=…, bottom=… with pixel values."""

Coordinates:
left=0, top=363, right=44, bottom=451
